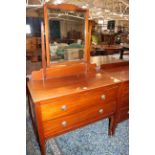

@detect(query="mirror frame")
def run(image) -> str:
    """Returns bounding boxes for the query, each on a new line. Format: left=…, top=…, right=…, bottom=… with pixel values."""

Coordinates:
left=43, top=3, right=90, bottom=67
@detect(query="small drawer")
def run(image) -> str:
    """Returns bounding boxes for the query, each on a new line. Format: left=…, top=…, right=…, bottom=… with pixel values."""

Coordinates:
left=43, top=101, right=116, bottom=138
left=40, top=86, right=118, bottom=121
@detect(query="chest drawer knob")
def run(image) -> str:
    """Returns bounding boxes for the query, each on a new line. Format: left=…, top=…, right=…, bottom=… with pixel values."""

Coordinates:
left=99, top=109, right=104, bottom=114
left=61, top=105, right=68, bottom=111
left=82, top=87, right=88, bottom=90
left=101, top=94, right=106, bottom=100
left=61, top=121, right=67, bottom=127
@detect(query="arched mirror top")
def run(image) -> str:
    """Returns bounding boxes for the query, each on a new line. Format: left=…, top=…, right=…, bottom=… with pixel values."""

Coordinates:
left=44, top=3, right=89, bottom=67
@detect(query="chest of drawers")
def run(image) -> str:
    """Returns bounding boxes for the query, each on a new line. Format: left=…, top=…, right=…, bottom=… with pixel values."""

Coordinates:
left=27, top=4, right=129, bottom=155
left=27, top=70, right=123, bottom=155
left=102, top=66, right=129, bottom=125
left=27, top=65, right=129, bottom=155
left=40, top=86, right=118, bottom=138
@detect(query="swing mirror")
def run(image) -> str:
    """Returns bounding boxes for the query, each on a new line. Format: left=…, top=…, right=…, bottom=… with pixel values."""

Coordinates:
left=44, top=4, right=89, bottom=66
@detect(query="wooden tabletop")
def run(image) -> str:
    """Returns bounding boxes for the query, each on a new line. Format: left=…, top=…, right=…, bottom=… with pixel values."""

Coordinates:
left=28, top=66, right=129, bottom=103
left=102, top=66, right=129, bottom=82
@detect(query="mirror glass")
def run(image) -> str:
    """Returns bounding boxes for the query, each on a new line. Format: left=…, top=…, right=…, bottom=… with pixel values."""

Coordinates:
left=48, top=9, right=85, bottom=63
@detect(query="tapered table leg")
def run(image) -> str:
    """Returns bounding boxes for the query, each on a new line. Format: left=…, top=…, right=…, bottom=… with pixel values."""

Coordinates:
left=109, top=115, right=116, bottom=136
left=39, top=141, right=46, bottom=155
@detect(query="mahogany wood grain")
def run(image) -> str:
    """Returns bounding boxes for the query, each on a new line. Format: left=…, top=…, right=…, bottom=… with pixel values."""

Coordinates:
left=121, top=82, right=129, bottom=94
left=27, top=66, right=129, bottom=155
left=43, top=101, right=116, bottom=138
left=101, top=66, right=129, bottom=133
left=28, top=71, right=121, bottom=103
left=35, top=105, right=46, bottom=155
left=102, top=65, right=129, bottom=82
left=31, top=62, right=87, bottom=80
left=27, top=4, right=129, bottom=155
left=43, top=4, right=90, bottom=67
left=87, top=20, right=93, bottom=65
left=117, top=106, right=129, bottom=123
left=27, top=83, right=37, bottom=132
left=29, top=99, right=44, bottom=151
left=27, top=80, right=46, bottom=155
left=41, top=22, right=46, bottom=80
left=43, top=4, right=50, bottom=66
left=31, top=62, right=97, bottom=80
left=120, top=96, right=129, bottom=108
left=84, top=10, right=90, bottom=63
left=116, top=81, right=129, bottom=123
left=101, top=61, right=129, bottom=70
left=109, top=115, right=116, bottom=136
left=45, top=3, right=87, bottom=12
left=40, top=86, right=118, bottom=121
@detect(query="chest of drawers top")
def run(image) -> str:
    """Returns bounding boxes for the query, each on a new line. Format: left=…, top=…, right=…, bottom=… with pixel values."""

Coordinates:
left=103, top=66, right=129, bottom=82
left=28, top=70, right=123, bottom=103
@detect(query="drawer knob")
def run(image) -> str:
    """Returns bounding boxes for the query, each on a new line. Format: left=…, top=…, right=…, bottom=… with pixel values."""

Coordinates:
left=82, top=87, right=88, bottom=90
left=99, top=109, right=104, bottom=114
left=61, top=121, right=67, bottom=127
left=101, top=94, right=106, bottom=100
left=61, top=105, right=67, bottom=111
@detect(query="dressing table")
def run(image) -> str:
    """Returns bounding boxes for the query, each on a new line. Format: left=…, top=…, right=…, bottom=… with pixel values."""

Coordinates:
left=27, top=4, right=129, bottom=155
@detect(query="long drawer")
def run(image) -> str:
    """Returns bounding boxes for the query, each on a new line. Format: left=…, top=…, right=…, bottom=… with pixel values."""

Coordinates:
left=43, top=101, right=116, bottom=138
left=40, top=86, right=118, bottom=121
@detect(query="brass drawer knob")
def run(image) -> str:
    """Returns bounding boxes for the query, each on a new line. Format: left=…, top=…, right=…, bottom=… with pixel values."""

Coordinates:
left=82, top=87, right=88, bottom=90
left=99, top=109, right=104, bottom=114
left=61, top=121, right=67, bottom=127
left=61, top=105, right=67, bottom=111
left=101, top=94, right=106, bottom=100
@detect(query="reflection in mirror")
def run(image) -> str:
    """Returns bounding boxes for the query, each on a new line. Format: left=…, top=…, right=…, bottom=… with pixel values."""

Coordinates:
left=48, top=9, right=85, bottom=63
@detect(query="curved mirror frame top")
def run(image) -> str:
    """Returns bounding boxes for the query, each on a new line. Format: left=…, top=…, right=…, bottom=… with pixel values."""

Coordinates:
left=44, top=4, right=89, bottom=67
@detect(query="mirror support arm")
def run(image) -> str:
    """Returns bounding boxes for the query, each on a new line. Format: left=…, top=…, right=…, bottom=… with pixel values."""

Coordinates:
left=41, top=22, right=46, bottom=80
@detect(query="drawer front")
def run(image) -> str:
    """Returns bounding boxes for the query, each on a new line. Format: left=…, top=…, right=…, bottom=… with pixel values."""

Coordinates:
left=43, top=101, right=116, bottom=138
left=118, top=107, right=129, bottom=123
left=40, top=86, right=118, bottom=121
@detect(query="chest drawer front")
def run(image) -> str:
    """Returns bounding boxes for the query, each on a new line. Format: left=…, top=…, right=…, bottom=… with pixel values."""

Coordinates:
left=43, top=101, right=116, bottom=138
left=40, top=86, right=118, bottom=121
